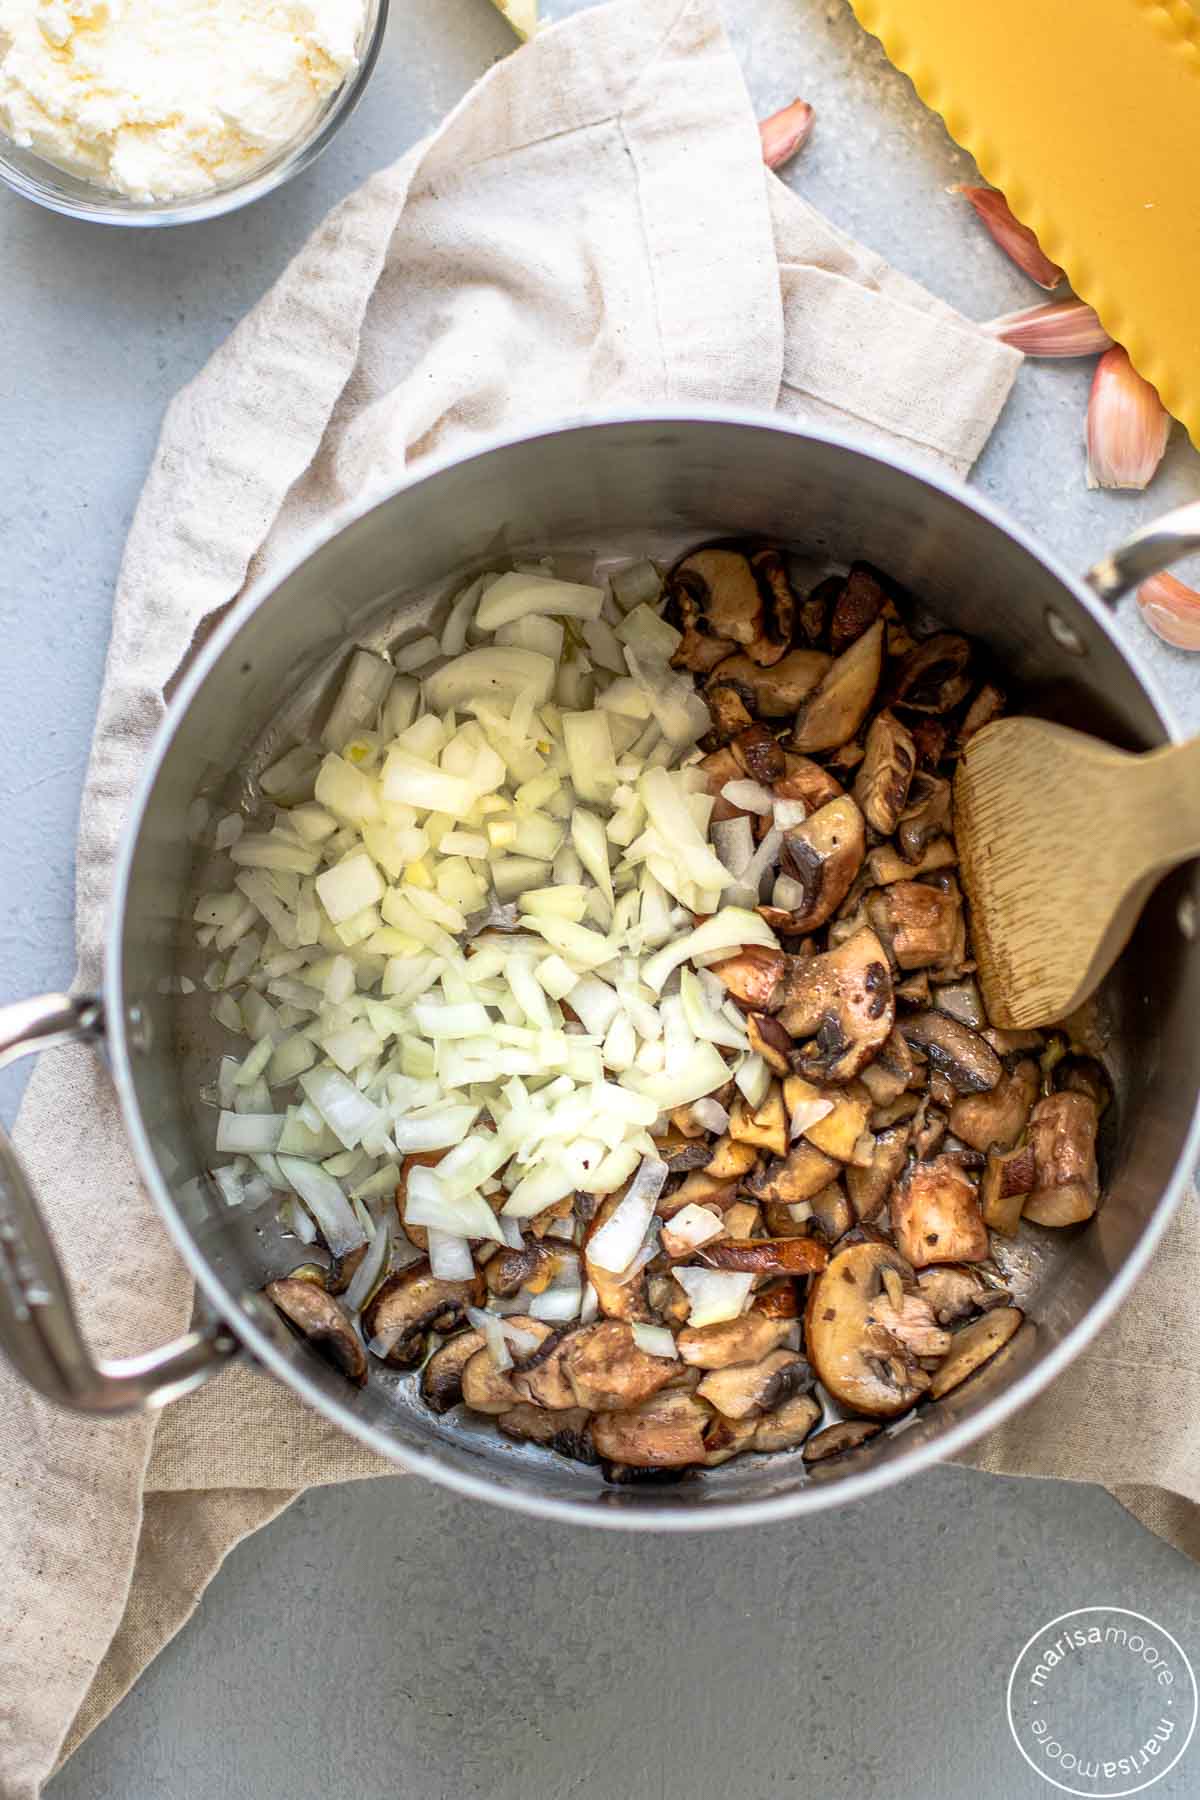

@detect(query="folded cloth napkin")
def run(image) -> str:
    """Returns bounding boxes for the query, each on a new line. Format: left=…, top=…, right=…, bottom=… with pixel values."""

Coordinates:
left=0, top=0, right=1092, bottom=1786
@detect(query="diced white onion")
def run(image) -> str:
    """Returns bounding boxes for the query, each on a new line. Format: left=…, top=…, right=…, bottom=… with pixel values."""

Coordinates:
left=275, top=1154, right=366, bottom=1257
left=721, top=779, right=774, bottom=815
left=631, top=1322, right=679, bottom=1359
left=585, top=1156, right=668, bottom=1272
left=673, top=1267, right=754, bottom=1327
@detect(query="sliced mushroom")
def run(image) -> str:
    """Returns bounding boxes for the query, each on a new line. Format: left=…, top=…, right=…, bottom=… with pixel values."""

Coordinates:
left=807, top=1181, right=854, bottom=1242
left=933, top=978, right=987, bottom=1030
left=753, top=1391, right=822, bottom=1452
left=728, top=1083, right=789, bottom=1157
left=265, top=1278, right=368, bottom=1387
left=701, top=1237, right=829, bottom=1276
left=722, top=1200, right=762, bottom=1238
left=896, top=772, right=952, bottom=864
left=868, top=880, right=962, bottom=971
left=869, top=1287, right=951, bottom=1358
left=713, top=945, right=786, bottom=1010
left=698, top=745, right=746, bottom=821
left=802, top=1419, right=883, bottom=1462
left=484, top=1242, right=561, bottom=1298
left=746, top=1011, right=793, bottom=1076
left=707, top=649, right=831, bottom=718
left=949, top=1058, right=1038, bottom=1153
left=1021, top=1092, right=1100, bottom=1227
left=362, top=1263, right=483, bottom=1368
left=846, top=1122, right=911, bottom=1222
left=897, top=1011, right=1002, bottom=1094
left=703, top=1414, right=761, bottom=1466
left=910, top=1101, right=948, bottom=1162
left=653, top=1129, right=716, bottom=1173
left=889, top=632, right=972, bottom=714
left=461, top=1348, right=523, bottom=1414
left=676, top=1313, right=800, bottom=1368
left=497, top=1404, right=598, bottom=1464
left=929, top=1308, right=1024, bottom=1400
left=829, top=564, right=887, bottom=655
left=705, top=681, right=756, bottom=741
left=1055, top=1054, right=1112, bottom=1112
left=584, top=1193, right=656, bottom=1323
left=790, top=619, right=885, bottom=753
left=909, top=718, right=948, bottom=769
left=773, top=796, right=866, bottom=934
left=868, top=837, right=957, bottom=885
left=753, top=1280, right=802, bottom=1320
left=853, top=710, right=917, bottom=835
left=775, top=927, right=895, bottom=1083
left=510, top=1326, right=584, bottom=1409
left=746, top=1139, right=840, bottom=1205
left=890, top=1154, right=988, bottom=1268
left=856, top=1029, right=916, bottom=1106
left=957, top=681, right=1006, bottom=747
left=659, top=1170, right=740, bottom=1217
left=561, top=1319, right=679, bottom=1412
left=772, top=753, right=844, bottom=813
left=420, top=1327, right=487, bottom=1412
left=591, top=1389, right=711, bottom=1468
left=979, top=1142, right=1037, bottom=1234
left=805, top=1238, right=931, bottom=1417
left=326, top=1244, right=368, bottom=1296
left=782, top=1075, right=870, bottom=1162
left=703, top=1133, right=760, bottom=1179
left=796, top=573, right=840, bottom=646
left=915, top=1263, right=990, bottom=1324
left=748, top=546, right=798, bottom=658
left=731, top=721, right=787, bottom=785
left=697, top=1350, right=812, bottom=1419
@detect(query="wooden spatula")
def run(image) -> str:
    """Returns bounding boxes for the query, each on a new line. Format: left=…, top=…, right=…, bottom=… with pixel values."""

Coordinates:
left=954, top=717, right=1198, bottom=1028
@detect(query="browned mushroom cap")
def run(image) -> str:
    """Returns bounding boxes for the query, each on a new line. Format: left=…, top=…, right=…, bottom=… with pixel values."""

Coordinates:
left=659, top=1170, right=741, bottom=1218
left=868, top=838, right=957, bottom=885
left=728, top=1083, right=789, bottom=1157
left=712, top=944, right=787, bottom=1010
left=362, top=1263, right=484, bottom=1367
left=653, top=1129, right=717, bottom=1174
left=672, top=625, right=738, bottom=676
left=796, top=573, right=839, bottom=646
left=323, top=1245, right=366, bottom=1295
left=804, top=1239, right=930, bottom=1417
left=890, top=1154, right=988, bottom=1268
left=980, top=1142, right=1037, bottom=1234
left=783, top=1075, right=870, bottom=1162
left=790, top=619, right=885, bottom=754
left=846, top=1122, right=911, bottom=1222
left=889, top=632, right=972, bottom=714
left=773, top=796, right=866, bottom=934
left=707, top=649, right=831, bottom=718
left=748, top=546, right=798, bottom=659
left=1021, top=1092, right=1100, bottom=1227
left=949, top=1058, right=1038, bottom=1153
left=909, top=717, right=948, bottom=769
left=484, top=1242, right=562, bottom=1298
left=806, top=1181, right=855, bottom=1242
left=867, top=880, right=962, bottom=971
left=702, top=1414, right=760, bottom=1466
left=857, top=1028, right=916, bottom=1107
left=929, top=1307, right=1024, bottom=1400
left=802, top=1418, right=883, bottom=1462
left=746, top=1011, right=793, bottom=1076
left=957, top=681, right=1006, bottom=747
left=829, top=565, right=887, bottom=655
left=420, top=1327, right=487, bottom=1412
left=853, top=710, right=917, bottom=835
left=897, top=1011, right=1002, bottom=1094
left=672, top=548, right=765, bottom=648
left=697, top=1350, right=812, bottom=1420
left=497, top=1403, right=598, bottom=1464
left=703, top=1134, right=761, bottom=1180
left=265, top=1278, right=368, bottom=1387
left=705, top=681, right=756, bottom=741
left=700, top=1236, right=829, bottom=1276
left=560, top=1320, right=679, bottom=1413
left=731, top=721, right=787, bottom=785
left=509, top=1326, right=583, bottom=1409
left=591, top=1389, right=711, bottom=1468
left=676, top=1313, right=800, bottom=1369
left=462, top=1349, right=522, bottom=1415
left=753, top=1280, right=802, bottom=1319
left=753, top=1390, right=821, bottom=1452
left=773, top=753, right=844, bottom=812
left=896, top=772, right=952, bottom=864
left=915, top=1263, right=990, bottom=1324
left=775, top=927, right=895, bottom=1084
left=869, top=1286, right=952, bottom=1358
left=746, top=1139, right=840, bottom=1205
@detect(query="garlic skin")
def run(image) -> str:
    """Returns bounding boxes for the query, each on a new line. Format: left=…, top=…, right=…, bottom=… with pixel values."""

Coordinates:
left=961, top=187, right=1064, bottom=289
left=984, top=299, right=1112, bottom=358
left=1086, top=347, right=1170, bottom=490
left=1137, top=573, right=1200, bottom=651
left=759, top=99, right=814, bottom=172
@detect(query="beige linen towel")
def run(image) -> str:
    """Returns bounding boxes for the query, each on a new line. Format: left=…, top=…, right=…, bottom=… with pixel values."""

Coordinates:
left=1, top=0, right=1086, bottom=1788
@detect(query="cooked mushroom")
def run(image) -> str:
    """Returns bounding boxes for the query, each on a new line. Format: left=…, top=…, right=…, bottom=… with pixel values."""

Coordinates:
left=846, top=1122, right=910, bottom=1222
left=748, top=546, right=798, bottom=657
left=746, top=1011, right=793, bottom=1075
left=853, top=710, right=917, bottom=835
left=659, top=1170, right=740, bottom=1218
left=856, top=1029, right=916, bottom=1106
left=897, top=1010, right=1002, bottom=1094
left=829, top=564, right=887, bottom=655
left=510, top=1326, right=584, bottom=1409
left=698, top=745, right=747, bottom=821
left=561, top=1319, right=679, bottom=1412
left=805, top=1239, right=931, bottom=1416
left=704, top=681, right=756, bottom=742
left=868, top=838, right=957, bottom=885
left=980, top=1142, right=1037, bottom=1234
left=697, top=1350, right=811, bottom=1419
left=746, top=1139, right=840, bottom=1206
left=949, top=1058, right=1038, bottom=1153
left=654, top=1129, right=716, bottom=1173
left=728, top=1083, right=789, bottom=1157
left=772, top=752, right=844, bottom=812
left=752, top=1391, right=822, bottom=1452
left=421, top=1327, right=487, bottom=1411
left=807, top=1181, right=855, bottom=1242
left=796, top=573, right=840, bottom=646
left=868, top=880, right=962, bottom=971
left=933, top=979, right=987, bottom=1030
left=497, top=1404, right=597, bottom=1463
left=869, top=1287, right=951, bottom=1358
left=703, top=1133, right=760, bottom=1179
left=775, top=927, right=895, bottom=1083
left=461, top=1347, right=523, bottom=1414
left=707, top=649, right=831, bottom=717
left=957, top=680, right=1006, bottom=747
left=896, top=772, right=952, bottom=864
left=326, top=1244, right=368, bottom=1296
left=802, top=1419, right=883, bottom=1462
left=909, top=718, right=948, bottom=769
left=915, top=1263, right=990, bottom=1324
left=702, top=1414, right=761, bottom=1466
left=773, top=796, right=866, bottom=933
left=676, top=1313, right=800, bottom=1368
left=790, top=619, right=885, bottom=753
left=591, top=1389, right=712, bottom=1469
left=929, top=1308, right=1024, bottom=1400
left=890, top=1154, right=988, bottom=1268
left=1055, top=1054, right=1112, bottom=1112
left=584, top=1192, right=656, bottom=1323
left=782, top=1075, right=870, bottom=1162
left=362, top=1264, right=483, bottom=1367
left=484, top=1242, right=561, bottom=1298
left=889, top=632, right=972, bottom=714
left=713, top=944, right=787, bottom=1010
left=731, top=721, right=787, bottom=785
left=701, top=1236, right=829, bottom=1276
left=265, top=1278, right=368, bottom=1386
left=1022, top=1092, right=1100, bottom=1226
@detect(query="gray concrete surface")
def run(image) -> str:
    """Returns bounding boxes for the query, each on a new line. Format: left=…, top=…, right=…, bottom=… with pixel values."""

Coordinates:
left=3, top=0, right=1200, bottom=1795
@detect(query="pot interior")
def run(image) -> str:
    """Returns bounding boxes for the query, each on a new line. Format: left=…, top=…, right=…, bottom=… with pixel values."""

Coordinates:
left=113, top=418, right=1200, bottom=1526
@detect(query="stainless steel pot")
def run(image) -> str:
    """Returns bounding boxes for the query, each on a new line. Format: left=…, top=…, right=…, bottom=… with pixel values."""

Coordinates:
left=4, top=414, right=1200, bottom=1528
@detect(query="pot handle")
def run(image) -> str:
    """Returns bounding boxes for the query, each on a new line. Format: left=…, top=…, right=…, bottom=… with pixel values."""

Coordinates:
left=0, top=992, right=239, bottom=1414
left=1086, top=500, right=1200, bottom=603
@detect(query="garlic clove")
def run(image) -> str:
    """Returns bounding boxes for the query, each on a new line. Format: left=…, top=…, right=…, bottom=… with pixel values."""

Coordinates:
left=983, top=298, right=1113, bottom=358
left=961, top=187, right=1064, bottom=289
left=1086, top=347, right=1171, bottom=490
left=1137, top=573, right=1200, bottom=650
left=759, top=99, right=815, bottom=172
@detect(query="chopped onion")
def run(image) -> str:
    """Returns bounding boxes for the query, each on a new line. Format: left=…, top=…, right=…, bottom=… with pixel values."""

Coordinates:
left=641, top=906, right=778, bottom=995
left=405, top=1164, right=504, bottom=1242
left=276, top=1154, right=366, bottom=1257
left=428, top=1227, right=476, bottom=1280
left=721, top=779, right=774, bottom=815
left=660, top=1202, right=724, bottom=1254
left=631, top=1322, right=679, bottom=1359
left=585, top=1155, right=668, bottom=1272
left=673, top=1266, right=754, bottom=1327
left=790, top=1097, right=835, bottom=1140
left=773, top=797, right=807, bottom=830
left=215, top=1111, right=285, bottom=1153
left=424, top=647, right=555, bottom=712
left=476, top=571, right=604, bottom=632
left=690, top=1097, right=730, bottom=1135
left=298, top=1066, right=385, bottom=1149
left=344, top=1216, right=391, bottom=1311
left=322, top=649, right=393, bottom=753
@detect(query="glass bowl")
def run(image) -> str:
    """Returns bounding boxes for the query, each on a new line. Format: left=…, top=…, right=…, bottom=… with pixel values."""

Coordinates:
left=0, top=0, right=388, bottom=227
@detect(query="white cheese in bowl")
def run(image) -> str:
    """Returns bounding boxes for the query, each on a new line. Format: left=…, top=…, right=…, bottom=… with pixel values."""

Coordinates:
left=0, top=0, right=366, bottom=201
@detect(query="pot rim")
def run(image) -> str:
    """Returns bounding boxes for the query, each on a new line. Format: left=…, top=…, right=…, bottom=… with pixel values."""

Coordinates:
left=104, top=408, right=1200, bottom=1530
